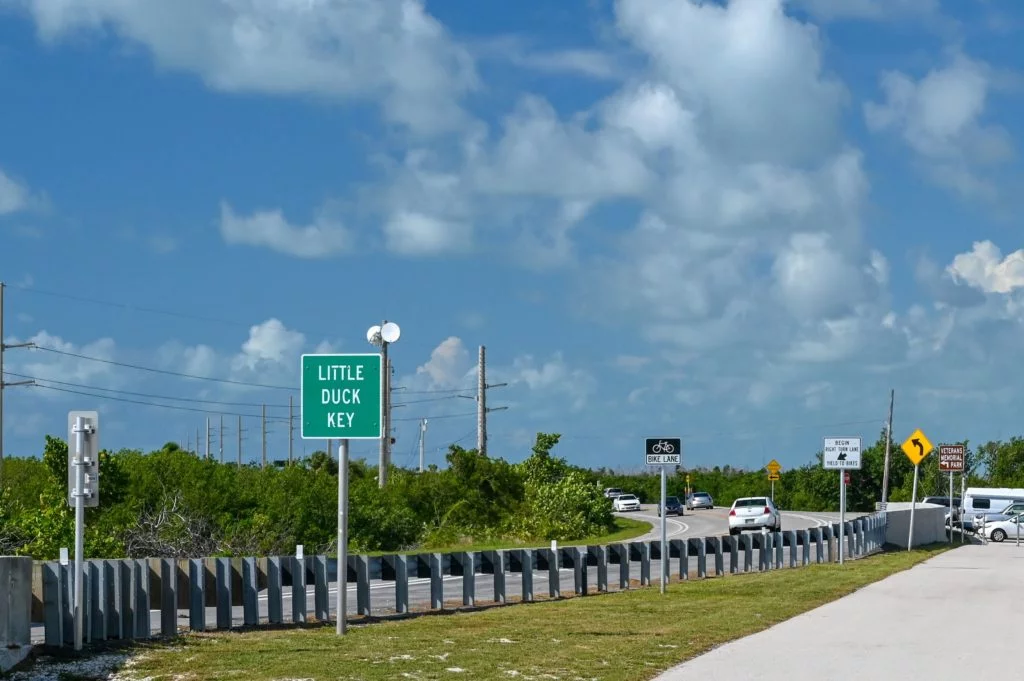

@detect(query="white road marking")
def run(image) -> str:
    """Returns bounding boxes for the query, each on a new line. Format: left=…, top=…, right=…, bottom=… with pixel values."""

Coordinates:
left=781, top=512, right=830, bottom=528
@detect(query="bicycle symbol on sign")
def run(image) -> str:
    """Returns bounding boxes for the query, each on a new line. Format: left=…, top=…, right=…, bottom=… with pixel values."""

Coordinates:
left=651, top=440, right=675, bottom=454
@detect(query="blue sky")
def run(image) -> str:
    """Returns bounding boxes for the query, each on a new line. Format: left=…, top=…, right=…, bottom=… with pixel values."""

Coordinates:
left=1, top=0, right=1023, bottom=473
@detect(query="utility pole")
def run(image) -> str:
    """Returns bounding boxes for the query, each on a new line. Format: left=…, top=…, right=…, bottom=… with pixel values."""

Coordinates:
left=219, top=415, right=224, bottom=463
left=237, top=415, right=244, bottom=466
left=261, top=404, right=267, bottom=469
left=288, top=395, right=294, bottom=464
left=419, top=419, right=427, bottom=472
left=477, top=345, right=486, bottom=455
left=0, top=281, right=35, bottom=483
left=881, top=389, right=895, bottom=511
left=205, top=417, right=211, bottom=460
left=470, top=345, right=508, bottom=456
left=195, top=427, right=200, bottom=457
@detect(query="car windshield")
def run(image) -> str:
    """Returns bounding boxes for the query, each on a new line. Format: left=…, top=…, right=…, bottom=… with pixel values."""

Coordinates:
left=694, top=493, right=710, bottom=499
left=619, top=495, right=637, bottom=501
left=734, top=498, right=768, bottom=507
left=666, top=497, right=680, bottom=504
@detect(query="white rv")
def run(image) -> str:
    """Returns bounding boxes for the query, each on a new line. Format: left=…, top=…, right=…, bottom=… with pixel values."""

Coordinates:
left=962, top=487, right=1024, bottom=529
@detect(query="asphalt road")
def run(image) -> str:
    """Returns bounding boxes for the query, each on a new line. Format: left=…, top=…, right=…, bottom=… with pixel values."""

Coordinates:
left=31, top=506, right=863, bottom=642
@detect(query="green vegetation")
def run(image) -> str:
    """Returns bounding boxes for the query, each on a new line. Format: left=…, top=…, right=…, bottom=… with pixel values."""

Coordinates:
left=0, top=433, right=621, bottom=560
left=2, top=426, right=1019, bottom=560
left=93, top=544, right=950, bottom=681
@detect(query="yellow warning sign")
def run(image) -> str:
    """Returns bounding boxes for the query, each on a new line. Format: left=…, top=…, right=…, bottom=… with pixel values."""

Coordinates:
left=901, top=428, right=934, bottom=466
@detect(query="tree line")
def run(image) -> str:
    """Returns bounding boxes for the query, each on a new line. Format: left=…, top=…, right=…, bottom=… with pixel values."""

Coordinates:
left=2, top=429, right=1021, bottom=560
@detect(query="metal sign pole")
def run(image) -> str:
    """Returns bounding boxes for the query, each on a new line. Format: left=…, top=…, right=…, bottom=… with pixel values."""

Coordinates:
left=336, top=439, right=349, bottom=635
left=948, top=472, right=953, bottom=544
left=908, top=463, right=920, bottom=551
left=839, top=470, right=845, bottom=565
left=72, top=415, right=86, bottom=651
left=660, top=464, right=667, bottom=594
left=771, top=478, right=775, bottom=502
left=960, top=473, right=966, bottom=544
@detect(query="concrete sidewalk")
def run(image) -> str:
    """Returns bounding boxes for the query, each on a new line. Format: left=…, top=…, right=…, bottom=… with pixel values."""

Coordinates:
left=654, top=544, right=1021, bottom=680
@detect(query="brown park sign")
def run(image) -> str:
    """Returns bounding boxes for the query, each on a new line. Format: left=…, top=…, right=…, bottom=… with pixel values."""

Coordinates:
left=938, top=444, right=965, bottom=472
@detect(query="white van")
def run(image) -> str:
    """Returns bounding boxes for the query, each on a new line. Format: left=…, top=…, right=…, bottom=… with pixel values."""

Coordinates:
left=962, top=487, right=1024, bottom=529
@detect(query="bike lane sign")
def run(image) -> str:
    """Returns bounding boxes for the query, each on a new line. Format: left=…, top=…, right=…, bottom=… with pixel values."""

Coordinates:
left=645, top=437, right=681, bottom=465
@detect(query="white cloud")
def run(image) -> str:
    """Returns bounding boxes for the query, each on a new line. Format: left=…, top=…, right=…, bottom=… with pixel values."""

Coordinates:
left=219, top=201, right=353, bottom=258
left=3, top=331, right=119, bottom=396
left=231, top=319, right=306, bottom=374
left=864, top=53, right=1014, bottom=200
left=0, top=168, right=31, bottom=215
left=502, top=352, right=597, bottom=412
left=383, top=211, right=472, bottom=256
left=415, top=336, right=474, bottom=389
left=947, top=241, right=1024, bottom=294
left=15, top=0, right=477, bottom=136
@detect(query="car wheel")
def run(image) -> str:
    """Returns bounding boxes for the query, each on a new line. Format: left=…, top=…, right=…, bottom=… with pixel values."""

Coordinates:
left=991, top=529, right=1007, bottom=543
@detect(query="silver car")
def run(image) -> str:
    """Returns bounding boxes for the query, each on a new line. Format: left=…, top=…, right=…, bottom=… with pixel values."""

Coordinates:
left=687, top=492, right=714, bottom=510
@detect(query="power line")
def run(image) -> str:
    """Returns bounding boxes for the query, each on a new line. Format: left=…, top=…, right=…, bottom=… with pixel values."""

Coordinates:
left=28, top=383, right=479, bottom=425
left=11, top=284, right=266, bottom=332
left=1, top=371, right=461, bottom=409
left=25, top=346, right=476, bottom=396
left=3, top=371, right=289, bottom=409
left=31, top=346, right=298, bottom=390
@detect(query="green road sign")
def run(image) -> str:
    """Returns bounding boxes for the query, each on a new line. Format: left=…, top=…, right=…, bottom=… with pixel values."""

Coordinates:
left=301, top=353, right=382, bottom=439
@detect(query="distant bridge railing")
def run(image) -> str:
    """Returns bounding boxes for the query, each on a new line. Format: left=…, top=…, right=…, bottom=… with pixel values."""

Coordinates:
left=20, top=512, right=887, bottom=649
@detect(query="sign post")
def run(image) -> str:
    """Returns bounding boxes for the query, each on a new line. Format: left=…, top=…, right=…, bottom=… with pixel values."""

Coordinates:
left=67, top=411, right=99, bottom=652
left=301, top=354, right=383, bottom=635
left=766, top=459, right=781, bottom=501
left=938, top=444, right=965, bottom=544
left=901, top=428, right=934, bottom=551
left=823, top=437, right=862, bottom=565
left=645, top=437, right=681, bottom=594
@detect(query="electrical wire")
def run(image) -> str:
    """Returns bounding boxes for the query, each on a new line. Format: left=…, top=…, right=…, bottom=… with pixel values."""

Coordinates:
left=25, top=346, right=474, bottom=396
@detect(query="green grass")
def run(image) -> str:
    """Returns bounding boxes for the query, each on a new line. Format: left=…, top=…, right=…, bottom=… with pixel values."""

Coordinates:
left=366, top=516, right=652, bottom=556
left=102, top=544, right=950, bottom=681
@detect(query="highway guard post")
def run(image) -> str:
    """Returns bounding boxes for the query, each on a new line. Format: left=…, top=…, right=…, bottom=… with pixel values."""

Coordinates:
left=645, top=437, right=681, bottom=594
left=301, top=353, right=384, bottom=635
left=823, top=436, right=861, bottom=565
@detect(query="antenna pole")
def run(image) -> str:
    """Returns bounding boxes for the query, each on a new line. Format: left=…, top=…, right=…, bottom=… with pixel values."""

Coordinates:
left=237, top=415, right=243, bottom=466
left=378, top=327, right=389, bottom=487
left=881, top=389, right=895, bottom=510
left=261, top=404, right=267, bottom=469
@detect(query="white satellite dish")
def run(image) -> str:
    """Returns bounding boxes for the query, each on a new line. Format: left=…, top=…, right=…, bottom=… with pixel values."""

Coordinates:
left=366, top=325, right=382, bottom=345
left=381, top=321, right=401, bottom=344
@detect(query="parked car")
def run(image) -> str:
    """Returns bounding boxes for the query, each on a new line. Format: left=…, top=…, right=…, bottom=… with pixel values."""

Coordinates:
left=922, top=496, right=962, bottom=525
left=968, top=500, right=1024, bottom=529
left=978, top=513, right=1024, bottom=542
left=962, top=488, right=1024, bottom=530
left=603, top=487, right=623, bottom=499
left=613, top=494, right=641, bottom=512
left=658, top=496, right=684, bottom=517
left=686, top=492, right=714, bottom=510
left=728, top=496, right=781, bottom=535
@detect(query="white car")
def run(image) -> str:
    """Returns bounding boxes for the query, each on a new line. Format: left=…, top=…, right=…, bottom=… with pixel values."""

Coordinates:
left=613, top=494, right=641, bottom=512
left=728, top=496, right=781, bottom=535
left=979, top=514, right=1024, bottom=542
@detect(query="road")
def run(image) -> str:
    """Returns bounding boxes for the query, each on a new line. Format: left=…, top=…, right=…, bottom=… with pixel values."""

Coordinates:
left=31, top=506, right=862, bottom=642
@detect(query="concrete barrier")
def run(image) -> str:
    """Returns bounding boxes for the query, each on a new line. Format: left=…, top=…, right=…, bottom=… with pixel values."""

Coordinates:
left=883, top=503, right=947, bottom=548
left=1, top=556, right=33, bottom=671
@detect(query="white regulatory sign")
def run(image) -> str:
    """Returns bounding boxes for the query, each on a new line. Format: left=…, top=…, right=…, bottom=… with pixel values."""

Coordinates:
left=822, top=437, right=862, bottom=470
left=646, top=453, right=681, bottom=465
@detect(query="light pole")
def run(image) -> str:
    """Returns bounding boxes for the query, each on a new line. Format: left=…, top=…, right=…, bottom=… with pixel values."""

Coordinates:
left=367, top=320, right=400, bottom=487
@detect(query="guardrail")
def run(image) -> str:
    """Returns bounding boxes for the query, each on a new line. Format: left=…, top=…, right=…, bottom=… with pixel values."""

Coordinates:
left=16, top=512, right=887, bottom=649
